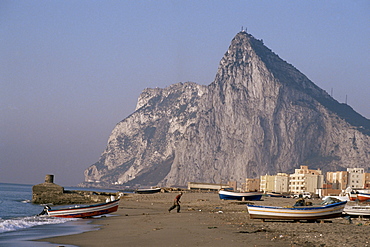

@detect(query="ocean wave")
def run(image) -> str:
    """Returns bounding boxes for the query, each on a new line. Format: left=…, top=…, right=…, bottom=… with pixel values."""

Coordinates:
left=0, top=216, right=77, bottom=233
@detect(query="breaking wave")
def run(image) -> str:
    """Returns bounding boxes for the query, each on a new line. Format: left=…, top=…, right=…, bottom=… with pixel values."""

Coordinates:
left=0, top=216, right=77, bottom=233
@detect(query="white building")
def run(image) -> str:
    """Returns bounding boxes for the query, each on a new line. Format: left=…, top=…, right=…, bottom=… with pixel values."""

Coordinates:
left=347, top=168, right=365, bottom=189
left=260, top=175, right=274, bottom=193
left=274, top=173, right=289, bottom=193
left=260, top=173, right=289, bottom=193
left=289, top=166, right=323, bottom=195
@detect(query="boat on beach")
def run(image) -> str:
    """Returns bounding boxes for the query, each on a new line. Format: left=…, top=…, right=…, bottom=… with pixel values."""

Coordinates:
left=247, top=201, right=347, bottom=221
left=343, top=205, right=370, bottom=217
left=348, top=193, right=358, bottom=201
left=135, top=187, right=161, bottom=194
left=265, top=192, right=289, bottom=198
left=322, top=195, right=350, bottom=202
left=342, top=188, right=369, bottom=202
left=357, top=192, right=370, bottom=202
left=218, top=190, right=262, bottom=201
left=41, top=198, right=120, bottom=218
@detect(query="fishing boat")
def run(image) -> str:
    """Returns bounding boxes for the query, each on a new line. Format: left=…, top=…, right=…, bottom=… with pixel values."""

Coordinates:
left=135, top=187, right=161, bottom=194
left=265, top=192, right=288, bottom=198
left=247, top=201, right=347, bottom=221
left=322, top=195, right=350, bottom=202
left=343, top=205, right=370, bottom=217
left=343, top=188, right=370, bottom=201
left=218, top=190, right=262, bottom=201
left=357, top=192, right=370, bottom=202
left=41, top=198, right=120, bottom=218
left=349, top=193, right=358, bottom=201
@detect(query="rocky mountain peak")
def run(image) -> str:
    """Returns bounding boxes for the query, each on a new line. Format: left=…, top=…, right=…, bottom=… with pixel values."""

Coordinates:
left=215, top=31, right=370, bottom=135
left=214, top=31, right=265, bottom=86
left=82, top=32, right=370, bottom=189
left=218, top=31, right=254, bottom=68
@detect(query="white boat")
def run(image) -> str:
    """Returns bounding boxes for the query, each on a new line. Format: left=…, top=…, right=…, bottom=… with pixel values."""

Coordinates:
left=41, top=198, right=120, bottom=218
left=247, top=201, right=347, bottom=221
left=344, top=188, right=369, bottom=201
left=218, top=190, right=262, bottom=201
left=322, top=195, right=350, bottom=202
left=343, top=205, right=370, bottom=217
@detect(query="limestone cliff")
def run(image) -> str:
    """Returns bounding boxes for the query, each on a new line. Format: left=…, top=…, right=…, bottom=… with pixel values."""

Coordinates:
left=83, top=31, right=370, bottom=188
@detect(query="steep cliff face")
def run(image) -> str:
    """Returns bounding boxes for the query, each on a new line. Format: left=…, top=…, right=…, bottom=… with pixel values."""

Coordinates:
left=84, top=31, right=370, bottom=188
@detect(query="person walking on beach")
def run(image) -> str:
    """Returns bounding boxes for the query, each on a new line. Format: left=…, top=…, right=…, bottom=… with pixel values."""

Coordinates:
left=168, top=192, right=183, bottom=213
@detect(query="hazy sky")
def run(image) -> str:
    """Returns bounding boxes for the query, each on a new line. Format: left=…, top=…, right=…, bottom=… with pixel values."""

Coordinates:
left=1, top=1, right=369, bottom=186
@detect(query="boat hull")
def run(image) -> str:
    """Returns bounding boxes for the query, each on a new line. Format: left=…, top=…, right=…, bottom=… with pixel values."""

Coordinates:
left=322, top=195, right=349, bottom=202
left=47, top=199, right=120, bottom=218
left=219, top=190, right=262, bottom=201
left=343, top=205, right=370, bottom=217
left=349, top=194, right=358, bottom=201
left=357, top=193, right=370, bottom=202
left=135, top=188, right=161, bottom=194
left=247, top=201, right=346, bottom=220
left=266, top=193, right=288, bottom=198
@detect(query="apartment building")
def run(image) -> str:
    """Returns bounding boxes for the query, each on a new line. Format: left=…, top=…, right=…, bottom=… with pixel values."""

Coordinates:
left=326, top=171, right=348, bottom=190
left=347, top=168, right=364, bottom=189
left=364, top=173, right=370, bottom=189
left=260, top=175, right=274, bottom=193
left=243, top=178, right=260, bottom=192
left=260, top=173, right=289, bottom=193
left=289, top=166, right=323, bottom=194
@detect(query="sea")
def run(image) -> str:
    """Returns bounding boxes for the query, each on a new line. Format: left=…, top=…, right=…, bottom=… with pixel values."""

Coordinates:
left=0, top=183, right=117, bottom=247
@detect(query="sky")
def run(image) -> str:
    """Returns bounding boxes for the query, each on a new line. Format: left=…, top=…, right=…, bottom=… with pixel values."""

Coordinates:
left=1, top=1, right=369, bottom=186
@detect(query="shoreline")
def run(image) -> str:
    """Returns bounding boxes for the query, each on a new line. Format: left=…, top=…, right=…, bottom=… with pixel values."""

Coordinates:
left=37, top=192, right=370, bottom=247
left=0, top=219, right=94, bottom=247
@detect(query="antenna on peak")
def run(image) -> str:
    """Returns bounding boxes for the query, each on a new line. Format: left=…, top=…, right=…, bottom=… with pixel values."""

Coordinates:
left=241, top=26, right=247, bottom=32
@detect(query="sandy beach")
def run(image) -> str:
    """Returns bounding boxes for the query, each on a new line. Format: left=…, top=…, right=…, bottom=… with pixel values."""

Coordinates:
left=37, top=192, right=370, bottom=247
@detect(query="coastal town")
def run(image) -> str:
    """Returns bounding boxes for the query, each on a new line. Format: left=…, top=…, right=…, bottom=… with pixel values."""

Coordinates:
left=189, top=165, right=370, bottom=199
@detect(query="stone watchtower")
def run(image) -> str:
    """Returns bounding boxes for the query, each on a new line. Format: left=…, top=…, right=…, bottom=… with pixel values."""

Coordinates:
left=32, top=174, right=64, bottom=204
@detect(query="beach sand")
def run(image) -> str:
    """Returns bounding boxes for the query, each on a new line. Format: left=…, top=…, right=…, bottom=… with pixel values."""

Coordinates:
left=37, top=192, right=370, bottom=247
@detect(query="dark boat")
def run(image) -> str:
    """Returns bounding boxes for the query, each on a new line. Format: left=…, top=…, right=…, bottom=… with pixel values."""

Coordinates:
left=135, top=187, right=161, bottom=194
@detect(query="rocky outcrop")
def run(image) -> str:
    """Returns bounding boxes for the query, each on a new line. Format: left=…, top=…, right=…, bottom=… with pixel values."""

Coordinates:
left=32, top=175, right=117, bottom=205
left=83, top=31, right=370, bottom=188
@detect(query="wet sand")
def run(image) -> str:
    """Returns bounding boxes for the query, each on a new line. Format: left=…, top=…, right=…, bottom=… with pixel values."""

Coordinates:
left=37, top=192, right=370, bottom=247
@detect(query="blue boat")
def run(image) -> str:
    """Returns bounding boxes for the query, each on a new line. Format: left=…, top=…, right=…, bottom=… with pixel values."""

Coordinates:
left=218, top=190, right=262, bottom=201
